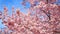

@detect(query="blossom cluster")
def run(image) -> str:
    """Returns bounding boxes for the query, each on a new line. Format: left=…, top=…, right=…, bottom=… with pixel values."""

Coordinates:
left=0, top=0, right=60, bottom=34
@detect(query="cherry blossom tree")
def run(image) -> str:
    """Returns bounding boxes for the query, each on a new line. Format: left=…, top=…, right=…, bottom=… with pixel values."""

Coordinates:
left=0, top=0, right=60, bottom=34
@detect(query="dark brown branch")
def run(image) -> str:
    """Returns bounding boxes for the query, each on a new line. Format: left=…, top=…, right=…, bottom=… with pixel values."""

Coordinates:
left=42, top=10, right=51, bottom=21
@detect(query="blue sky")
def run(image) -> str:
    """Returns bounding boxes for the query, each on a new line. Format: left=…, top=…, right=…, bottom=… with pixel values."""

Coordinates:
left=0, top=0, right=31, bottom=15
left=0, top=0, right=60, bottom=29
